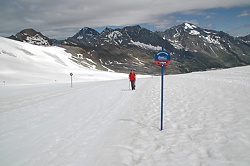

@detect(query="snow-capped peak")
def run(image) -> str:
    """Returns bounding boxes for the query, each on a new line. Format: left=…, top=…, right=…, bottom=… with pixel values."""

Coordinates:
left=10, top=28, right=52, bottom=46
left=184, top=22, right=197, bottom=30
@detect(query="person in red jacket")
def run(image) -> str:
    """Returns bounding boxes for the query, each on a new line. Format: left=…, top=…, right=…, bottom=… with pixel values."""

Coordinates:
left=129, top=70, right=136, bottom=90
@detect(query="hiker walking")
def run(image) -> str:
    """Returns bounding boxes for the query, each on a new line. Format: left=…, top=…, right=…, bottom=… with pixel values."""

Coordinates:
left=129, top=70, right=136, bottom=90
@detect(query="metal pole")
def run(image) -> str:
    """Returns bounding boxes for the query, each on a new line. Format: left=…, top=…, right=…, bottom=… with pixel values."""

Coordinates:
left=161, top=66, right=164, bottom=130
left=71, top=76, right=72, bottom=88
left=70, top=73, right=73, bottom=88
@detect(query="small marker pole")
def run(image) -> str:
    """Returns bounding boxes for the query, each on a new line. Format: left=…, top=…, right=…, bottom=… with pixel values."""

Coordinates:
left=71, top=76, right=72, bottom=88
left=70, top=73, right=73, bottom=88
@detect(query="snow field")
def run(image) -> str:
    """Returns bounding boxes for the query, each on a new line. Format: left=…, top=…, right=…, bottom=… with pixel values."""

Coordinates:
left=113, top=67, right=250, bottom=166
left=1, top=68, right=250, bottom=165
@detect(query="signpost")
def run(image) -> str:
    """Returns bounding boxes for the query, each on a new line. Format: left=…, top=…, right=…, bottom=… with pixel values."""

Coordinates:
left=70, top=73, right=73, bottom=88
left=154, top=48, right=171, bottom=130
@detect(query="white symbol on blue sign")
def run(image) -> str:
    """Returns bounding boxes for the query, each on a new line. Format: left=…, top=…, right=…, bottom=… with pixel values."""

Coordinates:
left=154, top=50, right=171, bottom=66
left=154, top=51, right=171, bottom=61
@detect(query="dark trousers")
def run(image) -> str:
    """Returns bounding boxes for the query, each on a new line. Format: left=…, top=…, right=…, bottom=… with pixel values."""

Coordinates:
left=130, top=80, right=135, bottom=90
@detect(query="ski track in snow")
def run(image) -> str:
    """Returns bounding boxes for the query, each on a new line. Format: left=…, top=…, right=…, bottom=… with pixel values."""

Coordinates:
left=0, top=66, right=250, bottom=166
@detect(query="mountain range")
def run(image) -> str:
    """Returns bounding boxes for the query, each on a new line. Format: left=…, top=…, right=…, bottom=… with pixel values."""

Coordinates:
left=8, top=23, right=250, bottom=74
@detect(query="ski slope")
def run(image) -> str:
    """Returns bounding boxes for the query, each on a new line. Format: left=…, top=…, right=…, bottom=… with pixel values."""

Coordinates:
left=1, top=66, right=250, bottom=166
left=0, top=37, right=127, bottom=84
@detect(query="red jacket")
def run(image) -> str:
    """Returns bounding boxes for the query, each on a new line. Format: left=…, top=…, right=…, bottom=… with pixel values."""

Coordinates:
left=129, top=72, right=136, bottom=81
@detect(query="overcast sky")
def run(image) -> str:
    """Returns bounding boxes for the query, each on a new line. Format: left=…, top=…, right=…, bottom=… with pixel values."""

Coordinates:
left=0, top=0, right=250, bottom=39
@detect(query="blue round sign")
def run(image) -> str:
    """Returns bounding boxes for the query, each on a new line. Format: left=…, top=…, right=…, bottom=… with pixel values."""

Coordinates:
left=154, top=50, right=171, bottom=66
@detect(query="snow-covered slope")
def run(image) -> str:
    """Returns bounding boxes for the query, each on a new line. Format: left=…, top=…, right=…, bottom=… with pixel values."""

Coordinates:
left=0, top=37, right=127, bottom=85
left=0, top=64, right=250, bottom=165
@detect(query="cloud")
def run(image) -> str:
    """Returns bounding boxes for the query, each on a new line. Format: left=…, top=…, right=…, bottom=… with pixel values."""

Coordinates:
left=181, top=10, right=207, bottom=16
left=238, top=10, right=250, bottom=17
left=203, top=24, right=216, bottom=29
left=0, top=0, right=250, bottom=38
left=176, top=19, right=199, bottom=25
left=206, top=15, right=214, bottom=19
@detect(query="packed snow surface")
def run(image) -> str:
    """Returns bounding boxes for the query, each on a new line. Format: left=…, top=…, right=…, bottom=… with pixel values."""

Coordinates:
left=0, top=37, right=250, bottom=166
left=1, top=66, right=250, bottom=166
